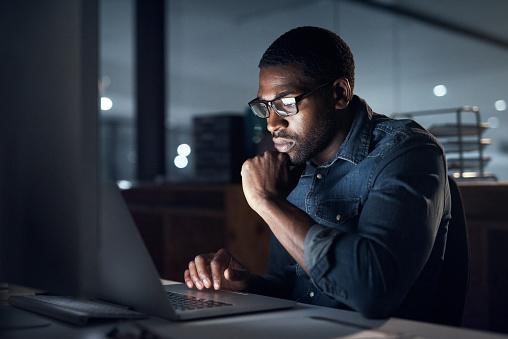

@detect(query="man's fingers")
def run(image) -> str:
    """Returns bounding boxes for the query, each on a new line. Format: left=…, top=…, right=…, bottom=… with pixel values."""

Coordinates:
left=213, top=248, right=230, bottom=263
left=210, top=249, right=230, bottom=290
left=210, top=259, right=222, bottom=290
left=186, top=250, right=236, bottom=291
left=184, top=269, right=193, bottom=288
left=194, top=255, right=212, bottom=288
left=188, top=261, right=204, bottom=290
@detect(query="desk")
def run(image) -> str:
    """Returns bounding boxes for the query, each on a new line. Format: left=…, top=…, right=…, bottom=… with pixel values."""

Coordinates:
left=2, top=290, right=508, bottom=339
left=123, top=182, right=508, bottom=333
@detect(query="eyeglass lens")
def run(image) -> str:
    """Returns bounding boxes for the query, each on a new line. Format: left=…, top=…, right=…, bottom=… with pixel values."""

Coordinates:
left=250, top=98, right=297, bottom=118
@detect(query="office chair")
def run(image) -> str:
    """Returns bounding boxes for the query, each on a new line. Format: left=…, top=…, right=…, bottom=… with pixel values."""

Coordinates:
left=432, top=175, right=470, bottom=326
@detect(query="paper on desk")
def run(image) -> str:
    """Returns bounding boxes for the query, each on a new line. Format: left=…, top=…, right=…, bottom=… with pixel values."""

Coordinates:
left=335, top=330, right=425, bottom=339
left=160, top=279, right=182, bottom=285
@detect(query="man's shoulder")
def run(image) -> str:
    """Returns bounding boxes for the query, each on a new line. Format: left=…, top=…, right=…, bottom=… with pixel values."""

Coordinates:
left=368, top=113, right=444, bottom=157
left=371, top=113, right=426, bottom=137
left=342, top=96, right=444, bottom=164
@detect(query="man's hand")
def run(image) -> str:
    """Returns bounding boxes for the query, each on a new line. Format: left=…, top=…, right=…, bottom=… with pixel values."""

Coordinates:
left=241, top=151, right=303, bottom=211
left=184, top=248, right=250, bottom=291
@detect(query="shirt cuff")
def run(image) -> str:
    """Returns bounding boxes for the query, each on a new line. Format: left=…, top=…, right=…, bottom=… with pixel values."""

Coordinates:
left=304, top=224, right=341, bottom=271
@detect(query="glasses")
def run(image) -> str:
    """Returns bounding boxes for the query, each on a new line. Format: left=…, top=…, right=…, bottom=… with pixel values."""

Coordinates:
left=248, top=82, right=332, bottom=118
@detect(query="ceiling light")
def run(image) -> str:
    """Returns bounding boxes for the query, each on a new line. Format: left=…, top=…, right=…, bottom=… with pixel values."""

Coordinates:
left=101, top=97, right=113, bottom=111
left=117, top=180, right=133, bottom=190
left=433, top=85, right=447, bottom=97
left=177, top=143, right=191, bottom=157
left=174, top=155, right=188, bottom=169
left=495, top=99, right=506, bottom=111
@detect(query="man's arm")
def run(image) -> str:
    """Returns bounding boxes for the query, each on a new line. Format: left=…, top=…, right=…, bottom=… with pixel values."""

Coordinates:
left=183, top=148, right=306, bottom=293
left=240, top=151, right=313, bottom=272
left=247, top=197, right=312, bottom=270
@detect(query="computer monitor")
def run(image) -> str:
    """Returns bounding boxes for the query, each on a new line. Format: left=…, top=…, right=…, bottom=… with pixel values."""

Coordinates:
left=0, top=0, right=99, bottom=297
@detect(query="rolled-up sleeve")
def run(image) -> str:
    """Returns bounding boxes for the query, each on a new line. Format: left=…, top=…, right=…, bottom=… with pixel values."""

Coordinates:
left=304, top=224, right=341, bottom=274
left=303, top=141, right=448, bottom=318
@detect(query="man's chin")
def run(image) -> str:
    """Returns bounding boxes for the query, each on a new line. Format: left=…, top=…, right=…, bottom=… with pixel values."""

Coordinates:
left=286, top=150, right=306, bottom=166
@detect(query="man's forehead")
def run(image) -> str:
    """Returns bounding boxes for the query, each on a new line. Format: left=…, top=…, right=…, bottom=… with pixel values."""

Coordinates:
left=257, top=65, right=307, bottom=99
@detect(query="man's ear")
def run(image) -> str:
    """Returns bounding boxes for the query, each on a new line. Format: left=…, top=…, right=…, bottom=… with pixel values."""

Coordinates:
left=332, top=78, right=352, bottom=110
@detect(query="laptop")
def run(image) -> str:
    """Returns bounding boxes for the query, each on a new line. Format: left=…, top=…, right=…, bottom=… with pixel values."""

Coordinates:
left=97, top=184, right=296, bottom=320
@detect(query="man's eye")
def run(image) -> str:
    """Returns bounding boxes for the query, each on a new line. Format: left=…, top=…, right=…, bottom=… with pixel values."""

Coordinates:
left=280, top=98, right=296, bottom=107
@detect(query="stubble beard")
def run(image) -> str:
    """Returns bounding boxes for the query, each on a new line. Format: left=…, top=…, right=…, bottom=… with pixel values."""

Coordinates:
left=284, top=110, right=338, bottom=165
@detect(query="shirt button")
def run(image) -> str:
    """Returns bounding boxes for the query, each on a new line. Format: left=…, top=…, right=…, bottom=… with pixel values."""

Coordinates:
left=336, top=214, right=342, bottom=222
left=316, top=173, right=323, bottom=179
left=309, top=291, right=315, bottom=298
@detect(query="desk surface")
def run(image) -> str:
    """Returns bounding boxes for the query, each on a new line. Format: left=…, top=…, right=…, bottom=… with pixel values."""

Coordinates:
left=2, top=301, right=508, bottom=339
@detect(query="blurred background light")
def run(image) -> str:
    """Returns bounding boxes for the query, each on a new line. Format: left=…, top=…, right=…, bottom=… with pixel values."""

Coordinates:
left=177, top=143, right=191, bottom=157
left=495, top=99, right=506, bottom=111
left=174, top=155, right=189, bottom=168
left=433, top=84, right=447, bottom=97
left=101, top=96, right=113, bottom=111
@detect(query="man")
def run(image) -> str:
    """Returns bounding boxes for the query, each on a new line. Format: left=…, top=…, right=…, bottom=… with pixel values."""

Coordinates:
left=184, top=26, right=450, bottom=320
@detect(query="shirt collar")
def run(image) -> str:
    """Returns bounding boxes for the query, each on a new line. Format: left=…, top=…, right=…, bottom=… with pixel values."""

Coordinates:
left=305, top=95, right=374, bottom=172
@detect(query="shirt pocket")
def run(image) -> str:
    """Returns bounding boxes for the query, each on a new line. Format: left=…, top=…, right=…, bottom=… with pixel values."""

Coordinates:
left=313, top=197, right=361, bottom=231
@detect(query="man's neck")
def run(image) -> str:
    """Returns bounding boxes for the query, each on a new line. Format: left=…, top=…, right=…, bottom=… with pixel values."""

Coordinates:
left=311, top=106, right=355, bottom=166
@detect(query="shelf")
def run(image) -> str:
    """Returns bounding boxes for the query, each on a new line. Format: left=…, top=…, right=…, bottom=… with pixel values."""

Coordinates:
left=447, top=156, right=491, bottom=170
left=428, top=123, right=489, bottom=137
left=392, top=106, right=493, bottom=181
left=441, top=138, right=491, bottom=153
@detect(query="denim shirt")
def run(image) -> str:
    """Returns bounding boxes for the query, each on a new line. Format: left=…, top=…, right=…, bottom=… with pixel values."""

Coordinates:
left=247, top=95, right=451, bottom=320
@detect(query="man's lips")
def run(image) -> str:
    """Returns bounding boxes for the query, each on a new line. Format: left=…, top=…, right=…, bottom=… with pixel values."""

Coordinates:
left=272, top=138, right=295, bottom=153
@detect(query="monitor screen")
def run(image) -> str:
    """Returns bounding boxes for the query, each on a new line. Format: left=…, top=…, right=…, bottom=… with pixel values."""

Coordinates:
left=0, top=0, right=99, bottom=297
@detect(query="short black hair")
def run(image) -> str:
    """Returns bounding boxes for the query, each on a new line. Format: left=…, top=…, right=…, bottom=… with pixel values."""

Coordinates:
left=259, top=26, right=355, bottom=90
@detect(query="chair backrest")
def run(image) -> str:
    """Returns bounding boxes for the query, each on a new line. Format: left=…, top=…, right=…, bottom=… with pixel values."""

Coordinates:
left=433, top=175, right=470, bottom=326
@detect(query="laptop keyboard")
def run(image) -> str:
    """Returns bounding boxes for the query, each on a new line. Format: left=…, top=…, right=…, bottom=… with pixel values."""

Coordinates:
left=166, top=291, right=232, bottom=311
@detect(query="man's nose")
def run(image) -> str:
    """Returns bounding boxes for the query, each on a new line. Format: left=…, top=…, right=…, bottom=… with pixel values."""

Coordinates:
left=266, top=108, right=288, bottom=133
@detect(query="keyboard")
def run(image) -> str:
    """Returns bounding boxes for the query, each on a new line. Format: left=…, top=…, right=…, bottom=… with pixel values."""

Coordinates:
left=166, top=291, right=232, bottom=311
left=8, top=295, right=146, bottom=325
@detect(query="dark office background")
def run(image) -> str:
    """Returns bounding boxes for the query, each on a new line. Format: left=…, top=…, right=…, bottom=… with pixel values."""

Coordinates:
left=98, top=0, right=508, bottom=184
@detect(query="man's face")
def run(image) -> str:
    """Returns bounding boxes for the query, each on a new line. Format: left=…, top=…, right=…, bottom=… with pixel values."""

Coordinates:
left=257, top=65, right=339, bottom=165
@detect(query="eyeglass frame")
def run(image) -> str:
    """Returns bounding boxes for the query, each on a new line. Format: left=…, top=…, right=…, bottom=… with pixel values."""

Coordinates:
left=247, top=81, right=333, bottom=118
